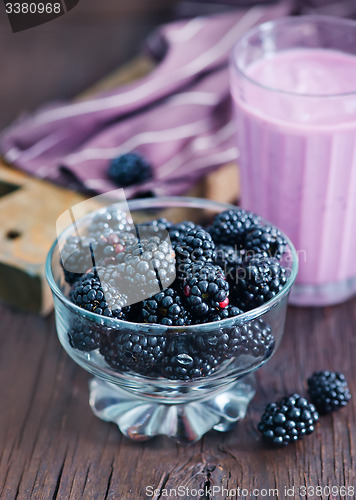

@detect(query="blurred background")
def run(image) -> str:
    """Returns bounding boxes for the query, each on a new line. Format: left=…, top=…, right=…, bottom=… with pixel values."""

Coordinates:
left=0, top=0, right=180, bottom=130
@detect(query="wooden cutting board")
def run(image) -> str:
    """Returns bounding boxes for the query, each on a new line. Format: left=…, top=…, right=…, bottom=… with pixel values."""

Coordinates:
left=0, top=56, right=239, bottom=314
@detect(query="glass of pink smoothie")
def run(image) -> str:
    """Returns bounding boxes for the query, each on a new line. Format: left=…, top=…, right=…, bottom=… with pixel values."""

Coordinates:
left=230, top=15, right=356, bottom=306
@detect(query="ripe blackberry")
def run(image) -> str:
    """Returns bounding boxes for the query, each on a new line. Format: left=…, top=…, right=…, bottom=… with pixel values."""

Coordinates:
left=195, top=318, right=274, bottom=360
left=230, top=255, right=288, bottom=311
left=141, top=287, right=191, bottom=326
left=307, top=371, right=351, bottom=414
left=69, top=269, right=128, bottom=318
left=68, top=320, right=102, bottom=352
left=169, top=221, right=202, bottom=244
left=235, top=319, right=275, bottom=358
left=87, top=208, right=134, bottom=237
left=61, top=228, right=136, bottom=285
left=180, top=262, right=229, bottom=317
left=136, top=218, right=173, bottom=239
left=208, top=208, right=260, bottom=247
left=116, top=237, right=176, bottom=304
left=198, top=305, right=242, bottom=323
left=161, top=336, right=221, bottom=380
left=245, top=225, right=286, bottom=260
left=214, top=244, right=243, bottom=271
left=60, top=235, right=96, bottom=285
left=175, top=228, right=215, bottom=268
left=100, top=329, right=166, bottom=376
left=258, top=394, right=319, bottom=446
left=108, top=152, right=152, bottom=187
left=93, top=230, right=137, bottom=266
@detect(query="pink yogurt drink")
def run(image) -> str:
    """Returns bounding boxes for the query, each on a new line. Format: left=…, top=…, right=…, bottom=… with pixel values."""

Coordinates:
left=231, top=16, right=356, bottom=306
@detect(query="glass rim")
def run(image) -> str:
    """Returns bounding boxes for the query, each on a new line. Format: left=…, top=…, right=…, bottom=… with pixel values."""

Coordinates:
left=231, top=14, right=356, bottom=99
left=45, top=196, right=299, bottom=333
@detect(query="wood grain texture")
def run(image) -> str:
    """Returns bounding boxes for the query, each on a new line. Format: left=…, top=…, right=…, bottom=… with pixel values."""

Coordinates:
left=0, top=300, right=355, bottom=499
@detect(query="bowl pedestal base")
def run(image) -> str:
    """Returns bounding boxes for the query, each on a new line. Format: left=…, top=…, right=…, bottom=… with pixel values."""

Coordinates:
left=89, top=375, right=256, bottom=443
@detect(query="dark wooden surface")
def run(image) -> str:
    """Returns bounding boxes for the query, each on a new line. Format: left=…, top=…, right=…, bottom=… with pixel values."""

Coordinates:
left=0, top=299, right=355, bottom=499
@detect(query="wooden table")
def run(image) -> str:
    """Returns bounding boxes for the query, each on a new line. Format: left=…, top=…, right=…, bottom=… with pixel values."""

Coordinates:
left=1, top=299, right=355, bottom=499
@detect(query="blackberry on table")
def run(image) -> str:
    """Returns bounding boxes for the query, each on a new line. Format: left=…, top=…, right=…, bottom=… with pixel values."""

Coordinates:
left=307, top=371, right=351, bottom=414
left=180, top=262, right=229, bottom=317
left=100, top=329, right=166, bottom=376
left=169, top=221, right=202, bottom=244
left=161, top=336, right=221, bottom=380
left=116, top=236, right=176, bottom=303
left=245, top=225, right=286, bottom=260
left=208, top=208, right=260, bottom=247
left=87, top=208, right=134, bottom=237
left=258, top=394, right=319, bottom=446
left=70, top=269, right=128, bottom=318
left=175, top=228, right=216, bottom=268
left=229, top=255, right=287, bottom=311
left=68, top=320, right=102, bottom=352
left=141, top=287, right=191, bottom=326
left=108, top=152, right=152, bottom=187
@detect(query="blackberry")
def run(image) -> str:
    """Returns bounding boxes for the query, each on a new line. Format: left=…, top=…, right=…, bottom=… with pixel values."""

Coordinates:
left=245, top=225, right=286, bottom=260
left=195, top=318, right=274, bottom=360
left=60, top=235, right=96, bottom=285
left=307, top=371, right=351, bottom=414
left=180, top=262, right=229, bottom=317
left=175, top=228, right=215, bottom=268
left=136, top=218, right=173, bottom=238
left=68, top=320, right=102, bottom=352
left=116, top=237, right=176, bottom=304
left=60, top=228, right=136, bottom=284
left=214, top=244, right=243, bottom=271
left=100, top=329, right=166, bottom=376
left=93, top=230, right=137, bottom=266
left=108, top=152, right=152, bottom=187
left=87, top=208, right=134, bottom=237
left=208, top=208, right=260, bottom=247
left=258, top=394, right=319, bottom=446
left=199, top=305, right=242, bottom=324
left=230, top=255, right=287, bottom=311
left=141, top=287, right=191, bottom=326
left=234, top=319, right=275, bottom=358
left=161, top=336, right=221, bottom=380
left=169, top=221, right=202, bottom=244
left=69, top=269, right=128, bottom=318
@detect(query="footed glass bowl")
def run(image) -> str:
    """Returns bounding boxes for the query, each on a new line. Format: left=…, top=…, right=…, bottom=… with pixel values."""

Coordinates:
left=46, top=197, right=298, bottom=443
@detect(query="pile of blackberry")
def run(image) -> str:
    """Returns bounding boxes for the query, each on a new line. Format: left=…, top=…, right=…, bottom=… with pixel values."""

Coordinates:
left=258, top=370, right=351, bottom=447
left=62, top=206, right=289, bottom=380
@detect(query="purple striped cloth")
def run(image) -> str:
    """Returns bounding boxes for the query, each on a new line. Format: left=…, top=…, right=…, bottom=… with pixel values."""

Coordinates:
left=1, top=0, right=351, bottom=197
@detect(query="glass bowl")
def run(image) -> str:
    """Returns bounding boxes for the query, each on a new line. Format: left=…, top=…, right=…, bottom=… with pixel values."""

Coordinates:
left=46, top=197, right=298, bottom=443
